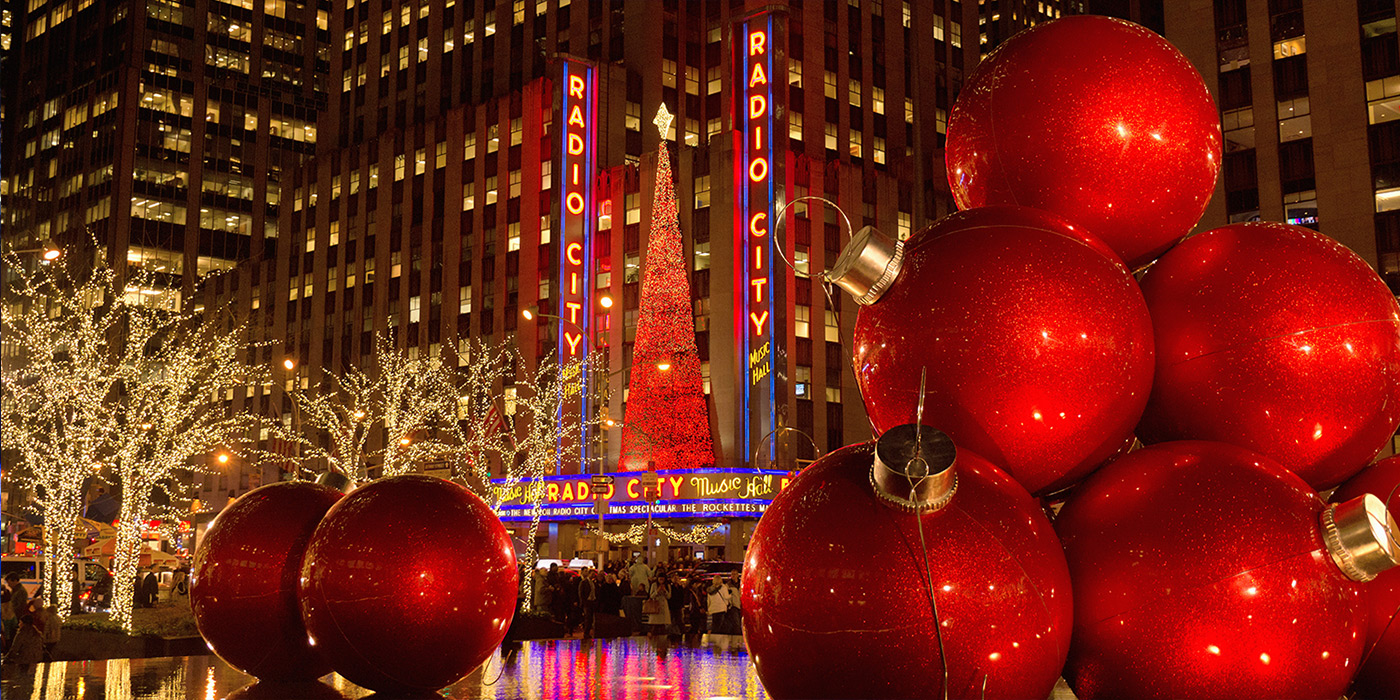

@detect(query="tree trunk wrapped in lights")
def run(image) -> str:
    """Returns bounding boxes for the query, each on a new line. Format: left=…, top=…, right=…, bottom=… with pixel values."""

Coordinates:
left=619, top=129, right=714, bottom=471
left=445, top=347, right=598, bottom=611
left=3, top=257, right=128, bottom=620
left=2, top=248, right=262, bottom=629
left=105, top=305, right=264, bottom=631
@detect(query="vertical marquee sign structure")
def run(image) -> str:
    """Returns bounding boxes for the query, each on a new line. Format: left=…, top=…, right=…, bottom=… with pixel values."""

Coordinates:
left=558, top=58, right=598, bottom=472
left=733, top=13, right=787, bottom=467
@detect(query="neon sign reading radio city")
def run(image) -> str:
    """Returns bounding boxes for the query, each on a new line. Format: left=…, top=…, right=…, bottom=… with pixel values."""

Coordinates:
left=558, top=61, right=596, bottom=358
left=743, top=25, right=773, bottom=361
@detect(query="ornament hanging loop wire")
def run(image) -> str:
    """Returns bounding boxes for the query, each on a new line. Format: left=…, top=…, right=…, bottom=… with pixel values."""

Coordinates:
left=774, top=196, right=858, bottom=356
left=906, top=368, right=950, bottom=700
left=752, top=426, right=822, bottom=471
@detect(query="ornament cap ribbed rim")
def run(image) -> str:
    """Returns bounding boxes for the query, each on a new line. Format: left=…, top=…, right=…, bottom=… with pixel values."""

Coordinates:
left=1321, top=494, right=1400, bottom=582
left=828, top=226, right=904, bottom=306
left=869, top=424, right=958, bottom=512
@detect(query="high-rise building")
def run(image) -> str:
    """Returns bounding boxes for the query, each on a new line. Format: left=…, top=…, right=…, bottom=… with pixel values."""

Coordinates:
left=1, top=0, right=328, bottom=304
left=1163, top=0, right=1393, bottom=288
left=203, top=0, right=1049, bottom=561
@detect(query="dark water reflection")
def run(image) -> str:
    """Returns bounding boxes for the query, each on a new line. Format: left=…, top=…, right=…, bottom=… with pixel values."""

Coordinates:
left=0, top=635, right=768, bottom=700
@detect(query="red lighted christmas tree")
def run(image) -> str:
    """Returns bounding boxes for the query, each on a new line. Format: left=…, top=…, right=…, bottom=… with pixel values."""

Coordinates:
left=619, top=106, right=715, bottom=471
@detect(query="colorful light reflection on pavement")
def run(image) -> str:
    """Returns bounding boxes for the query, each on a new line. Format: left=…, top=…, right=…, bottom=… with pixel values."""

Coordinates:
left=0, top=635, right=769, bottom=700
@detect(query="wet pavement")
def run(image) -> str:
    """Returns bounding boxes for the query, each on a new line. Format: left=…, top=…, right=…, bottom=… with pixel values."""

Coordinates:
left=0, top=635, right=769, bottom=700
left=1, top=635, right=1081, bottom=699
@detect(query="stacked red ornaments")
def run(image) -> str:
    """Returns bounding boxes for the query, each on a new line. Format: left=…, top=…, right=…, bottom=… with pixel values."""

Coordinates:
left=946, top=15, right=1222, bottom=268
left=1137, top=221, right=1400, bottom=490
left=1055, top=441, right=1396, bottom=700
left=838, top=206, right=1153, bottom=497
left=743, top=426, right=1072, bottom=700
left=1332, top=456, right=1400, bottom=699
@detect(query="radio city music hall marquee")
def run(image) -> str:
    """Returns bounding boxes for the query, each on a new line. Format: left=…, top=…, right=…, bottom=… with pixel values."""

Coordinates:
left=491, top=469, right=793, bottom=521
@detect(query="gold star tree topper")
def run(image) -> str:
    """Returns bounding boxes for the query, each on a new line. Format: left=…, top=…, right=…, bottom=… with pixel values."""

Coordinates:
left=653, top=103, right=673, bottom=140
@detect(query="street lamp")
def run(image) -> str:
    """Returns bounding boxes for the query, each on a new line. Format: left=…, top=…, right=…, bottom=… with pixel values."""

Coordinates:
left=279, top=357, right=303, bottom=477
left=6, top=240, right=63, bottom=261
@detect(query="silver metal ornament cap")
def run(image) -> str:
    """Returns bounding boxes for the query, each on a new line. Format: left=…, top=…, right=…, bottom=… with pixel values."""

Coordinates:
left=828, top=225, right=905, bottom=306
left=871, top=424, right=958, bottom=512
left=1321, top=494, right=1399, bottom=582
left=315, top=470, right=356, bottom=494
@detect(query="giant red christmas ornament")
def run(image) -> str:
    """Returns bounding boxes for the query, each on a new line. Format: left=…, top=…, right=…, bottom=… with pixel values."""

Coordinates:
left=743, top=425, right=1072, bottom=699
left=1331, top=456, right=1400, bottom=700
left=1056, top=441, right=1399, bottom=700
left=191, top=480, right=344, bottom=681
left=946, top=15, right=1222, bottom=269
left=834, top=206, right=1153, bottom=496
left=1137, top=222, right=1400, bottom=489
left=298, top=475, right=517, bottom=694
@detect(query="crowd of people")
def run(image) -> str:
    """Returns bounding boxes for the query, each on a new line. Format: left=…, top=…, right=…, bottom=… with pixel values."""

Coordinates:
left=1, top=572, right=62, bottom=669
left=530, top=556, right=743, bottom=638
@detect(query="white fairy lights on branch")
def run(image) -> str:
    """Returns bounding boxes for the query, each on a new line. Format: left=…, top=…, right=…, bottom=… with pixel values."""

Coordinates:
left=1, top=243, right=266, bottom=629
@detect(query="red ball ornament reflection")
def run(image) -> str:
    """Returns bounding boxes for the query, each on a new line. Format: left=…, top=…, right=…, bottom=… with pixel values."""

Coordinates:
left=191, top=481, right=343, bottom=681
left=946, top=15, right=1222, bottom=268
left=841, top=206, right=1153, bottom=496
left=743, top=428, right=1072, bottom=700
left=1332, top=456, right=1400, bottom=700
left=298, top=475, right=517, bottom=694
left=1056, top=441, right=1376, bottom=700
left=1137, top=222, right=1400, bottom=489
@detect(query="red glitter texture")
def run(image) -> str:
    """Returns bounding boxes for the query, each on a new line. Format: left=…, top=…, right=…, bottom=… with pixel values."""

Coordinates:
left=619, top=146, right=714, bottom=471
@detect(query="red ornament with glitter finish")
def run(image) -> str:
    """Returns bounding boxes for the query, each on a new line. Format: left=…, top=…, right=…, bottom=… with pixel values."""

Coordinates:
left=191, top=481, right=343, bottom=681
left=1136, top=221, right=1400, bottom=490
left=1331, top=456, right=1400, bottom=700
left=1056, top=441, right=1398, bottom=700
left=298, top=475, right=517, bottom=694
left=743, top=427, right=1073, bottom=700
left=835, top=206, right=1153, bottom=496
left=946, top=15, right=1222, bottom=269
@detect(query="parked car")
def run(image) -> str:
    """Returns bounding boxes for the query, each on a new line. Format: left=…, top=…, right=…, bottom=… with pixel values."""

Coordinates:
left=1, top=554, right=111, bottom=611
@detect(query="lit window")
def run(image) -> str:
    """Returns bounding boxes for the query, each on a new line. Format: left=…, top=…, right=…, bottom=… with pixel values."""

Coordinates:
left=825, top=123, right=838, bottom=151
left=825, top=309, right=840, bottom=342
left=872, top=87, right=885, bottom=115
left=509, top=170, right=521, bottom=198
left=694, top=175, right=710, bottom=209
left=850, top=130, right=863, bottom=159
left=708, top=66, right=723, bottom=94
left=508, top=222, right=521, bottom=251
left=933, top=14, right=946, bottom=41
left=897, top=211, right=911, bottom=240
left=794, top=247, right=810, bottom=277
left=1377, top=187, right=1400, bottom=213
left=1276, top=96, right=1311, bottom=142
left=625, top=102, right=641, bottom=131
left=415, top=147, right=426, bottom=175
left=510, top=118, right=523, bottom=146
left=1367, top=76, right=1400, bottom=125
left=873, top=137, right=886, bottom=165
left=662, top=60, right=677, bottom=89
left=794, top=306, right=811, bottom=339
left=1223, top=107, right=1255, bottom=151
left=1273, top=36, right=1305, bottom=59
left=790, top=111, right=803, bottom=141
left=464, top=132, right=477, bottom=160
left=693, top=241, right=710, bottom=271
left=1284, top=190, right=1317, bottom=227
left=849, top=83, right=861, bottom=108
left=625, top=193, right=640, bottom=225
left=824, top=71, right=837, bottom=99
left=486, top=175, right=498, bottom=205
